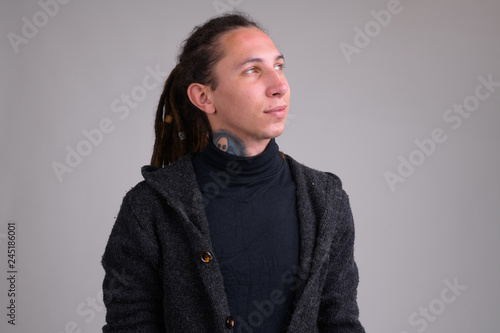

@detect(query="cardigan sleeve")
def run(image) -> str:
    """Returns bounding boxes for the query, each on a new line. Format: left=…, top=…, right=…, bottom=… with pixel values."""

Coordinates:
left=101, top=191, right=164, bottom=333
left=317, top=190, right=365, bottom=333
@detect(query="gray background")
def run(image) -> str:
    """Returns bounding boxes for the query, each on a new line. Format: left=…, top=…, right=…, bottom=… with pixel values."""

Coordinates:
left=1, top=0, right=499, bottom=332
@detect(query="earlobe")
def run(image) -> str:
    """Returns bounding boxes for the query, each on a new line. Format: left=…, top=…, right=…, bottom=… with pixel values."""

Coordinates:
left=187, top=83, right=216, bottom=114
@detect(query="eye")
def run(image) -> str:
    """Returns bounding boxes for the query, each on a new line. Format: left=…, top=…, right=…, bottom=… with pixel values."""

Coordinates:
left=275, top=63, right=285, bottom=71
left=244, top=67, right=257, bottom=74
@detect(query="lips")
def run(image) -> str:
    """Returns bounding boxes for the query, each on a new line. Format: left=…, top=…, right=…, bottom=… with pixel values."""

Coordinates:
left=264, top=105, right=287, bottom=118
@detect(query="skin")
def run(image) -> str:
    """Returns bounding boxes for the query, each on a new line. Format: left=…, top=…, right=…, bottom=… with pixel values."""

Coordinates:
left=187, top=27, right=290, bottom=157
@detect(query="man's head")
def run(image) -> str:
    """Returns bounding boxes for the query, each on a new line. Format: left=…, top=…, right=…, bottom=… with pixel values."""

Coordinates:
left=188, top=26, right=290, bottom=155
left=151, top=13, right=289, bottom=166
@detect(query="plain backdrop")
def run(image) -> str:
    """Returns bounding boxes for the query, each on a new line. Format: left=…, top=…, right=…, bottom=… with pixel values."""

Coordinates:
left=1, top=0, right=499, bottom=332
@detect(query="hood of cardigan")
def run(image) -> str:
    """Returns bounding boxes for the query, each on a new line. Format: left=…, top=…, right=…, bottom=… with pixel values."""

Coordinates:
left=141, top=153, right=201, bottom=208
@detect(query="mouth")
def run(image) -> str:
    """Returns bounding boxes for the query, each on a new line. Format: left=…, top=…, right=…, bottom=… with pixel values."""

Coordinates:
left=264, top=105, right=288, bottom=118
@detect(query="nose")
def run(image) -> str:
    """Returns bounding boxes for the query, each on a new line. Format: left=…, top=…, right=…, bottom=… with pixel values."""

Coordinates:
left=266, top=70, right=289, bottom=97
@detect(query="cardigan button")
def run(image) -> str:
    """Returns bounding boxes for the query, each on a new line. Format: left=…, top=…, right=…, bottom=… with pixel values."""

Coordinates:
left=226, top=315, right=234, bottom=329
left=200, top=250, right=213, bottom=263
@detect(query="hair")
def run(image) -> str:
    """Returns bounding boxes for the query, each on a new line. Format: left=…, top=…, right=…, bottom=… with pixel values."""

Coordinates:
left=150, top=13, right=262, bottom=167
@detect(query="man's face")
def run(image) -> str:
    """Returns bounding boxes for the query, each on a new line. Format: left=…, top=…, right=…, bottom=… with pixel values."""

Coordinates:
left=206, top=27, right=290, bottom=145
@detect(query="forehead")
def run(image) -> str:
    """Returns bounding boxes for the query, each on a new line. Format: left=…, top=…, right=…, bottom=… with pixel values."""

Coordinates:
left=218, top=27, right=279, bottom=62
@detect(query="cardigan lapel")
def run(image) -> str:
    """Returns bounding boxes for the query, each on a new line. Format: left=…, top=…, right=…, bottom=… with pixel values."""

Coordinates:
left=142, top=155, right=232, bottom=332
left=286, top=155, right=336, bottom=284
left=286, top=156, right=343, bottom=330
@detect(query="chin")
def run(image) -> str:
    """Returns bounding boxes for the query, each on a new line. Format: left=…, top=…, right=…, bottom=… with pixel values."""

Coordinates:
left=268, top=125, right=286, bottom=139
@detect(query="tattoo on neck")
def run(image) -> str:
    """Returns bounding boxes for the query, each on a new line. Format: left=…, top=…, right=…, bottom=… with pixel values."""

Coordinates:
left=212, top=130, right=246, bottom=156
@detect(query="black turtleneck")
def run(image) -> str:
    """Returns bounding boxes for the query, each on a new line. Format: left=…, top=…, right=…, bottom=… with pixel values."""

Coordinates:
left=192, top=138, right=299, bottom=332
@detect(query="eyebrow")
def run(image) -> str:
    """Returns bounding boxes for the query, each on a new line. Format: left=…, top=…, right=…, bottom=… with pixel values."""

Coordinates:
left=236, top=54, right=285, bottom=69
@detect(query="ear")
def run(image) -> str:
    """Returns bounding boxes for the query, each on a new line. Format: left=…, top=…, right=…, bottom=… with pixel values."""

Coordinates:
left=187, top=83, right=216, bottom=114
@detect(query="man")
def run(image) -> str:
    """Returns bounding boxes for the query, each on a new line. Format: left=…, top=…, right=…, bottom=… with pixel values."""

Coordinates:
left=102, top=13, right=365, bottom=332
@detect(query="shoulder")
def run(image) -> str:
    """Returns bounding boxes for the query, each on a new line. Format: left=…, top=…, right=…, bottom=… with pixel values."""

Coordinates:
left=121, top=153, right=197, bottom=212
left=284, top=154, right=350, bottom=217
left=284, top=155, right=354, bottom=235
left=284, top=154, right=344, bottom=192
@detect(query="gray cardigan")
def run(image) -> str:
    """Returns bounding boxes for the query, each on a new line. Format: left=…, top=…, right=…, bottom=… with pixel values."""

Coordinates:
left=101, top=153, right=365, bottom=332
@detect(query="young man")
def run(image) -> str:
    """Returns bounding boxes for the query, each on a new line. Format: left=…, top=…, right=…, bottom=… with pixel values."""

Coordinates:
left=102, top=13, right=365, bottom=333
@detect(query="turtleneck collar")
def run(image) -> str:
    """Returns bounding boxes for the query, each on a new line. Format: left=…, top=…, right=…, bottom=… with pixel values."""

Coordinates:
left=193, top=138, right=284, bottom=182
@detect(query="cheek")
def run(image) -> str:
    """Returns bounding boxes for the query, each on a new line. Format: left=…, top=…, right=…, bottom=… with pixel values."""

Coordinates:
left=229, top=90, right=258, bottom=113
left=213, top=82, right=264, bottom=116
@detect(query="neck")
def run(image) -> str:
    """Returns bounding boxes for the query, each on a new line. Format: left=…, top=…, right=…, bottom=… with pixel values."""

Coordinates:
left=212, top=129, right=270, bottom=157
